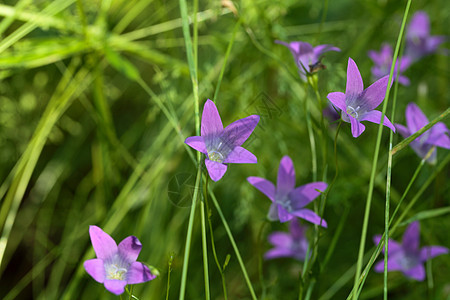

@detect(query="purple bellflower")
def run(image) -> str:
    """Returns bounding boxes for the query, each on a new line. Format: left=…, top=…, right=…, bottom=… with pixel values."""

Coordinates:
left=368, top=43, right=411, bottom=86
left=275, top=40, right=340, bottom=81
left=185, top=99, right=260, bottom=181
left=405, top=11, right=446, bottom=62
left=373, top=221, right=449, bottom=281
left=395, top=102, right=450, bottom=164
left=265, top=219, right=309, bottom=261
left=84, top=226, right=156, bottom=295
left=247, top=155, right=327, bottom=227
left=327, top=57, right=396, bottom=138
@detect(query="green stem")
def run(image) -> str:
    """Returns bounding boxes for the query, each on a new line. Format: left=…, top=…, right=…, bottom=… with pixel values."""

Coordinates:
left=209, top=193, right=257, bottom=300
left=303, top=82, right=318, bottom=182
left=166, top=254, right=174, bottom=300
left=200, top=171, right=210, bottom=300
left=352, top=1, right=411, bottom=299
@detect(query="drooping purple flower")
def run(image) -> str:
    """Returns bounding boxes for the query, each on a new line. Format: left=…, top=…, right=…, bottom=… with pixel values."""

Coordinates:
left=373, top=221, right=449, bottom=281
left=395, top=103, right=450, bottom=164
left=275, top=40, right=340, bottom=81
left=405, top=11, right=446, bottom=62
left=247, top=155, right=327, bottom=227
left=265, top=219, right=309, bottom=261
left=185, top=99, right=259, bottom=181
left=368, top=43, right=411, bottom=86
left=84, top=226, right=156, bottom=295
left=327, top=57, right=396, bottom=138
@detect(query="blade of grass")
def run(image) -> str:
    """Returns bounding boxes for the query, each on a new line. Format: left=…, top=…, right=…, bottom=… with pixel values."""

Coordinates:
left=352, top=1, right=411, bottom=298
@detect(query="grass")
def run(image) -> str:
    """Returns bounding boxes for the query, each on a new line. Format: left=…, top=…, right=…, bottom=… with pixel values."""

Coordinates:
left=0, top=0, right=449, bottom=299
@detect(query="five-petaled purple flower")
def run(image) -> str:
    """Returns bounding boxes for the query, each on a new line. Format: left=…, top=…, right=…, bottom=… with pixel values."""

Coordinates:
left=395, top=103, right=450, bottom=164
left=265, top=219, right=309, bottom=261
left=368, top=43, right=411, bottom=86
left=275, top=40, right=340, bottom=81
left=84, top=226, right=156, bottom=295
left=327, top=57, right=396, bottom=138
left=373, top=221, right=449, bottom=281
left=247, top=155, right=327, bottom=227
left=405, top=11, right=446, bottom=62
left=185, top=99, right=260, bottom=181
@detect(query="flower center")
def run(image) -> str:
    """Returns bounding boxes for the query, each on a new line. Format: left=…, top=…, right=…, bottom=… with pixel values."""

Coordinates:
left=346, top=105, right=360, bottom=118
left=396, top=252, right=419, bottom=270
left=276, top=195, right=293, bottom=212
left=208, top=150, right=224, bottom=163
left=105, top=264, right=128, bottom=280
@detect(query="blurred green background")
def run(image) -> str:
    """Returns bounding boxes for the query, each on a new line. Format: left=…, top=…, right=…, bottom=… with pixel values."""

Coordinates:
left=0, top=0, right=448, bottom=299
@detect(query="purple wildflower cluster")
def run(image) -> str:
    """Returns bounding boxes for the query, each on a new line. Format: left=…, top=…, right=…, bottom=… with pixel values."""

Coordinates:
left=368, top=11, right=446, bottom=85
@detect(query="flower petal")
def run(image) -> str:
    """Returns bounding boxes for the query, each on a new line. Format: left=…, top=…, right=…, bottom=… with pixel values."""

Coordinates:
left=84, top=258, right=105, bottom=283
left=360, top=75, right=390, bottom=110
left=349, top=116, right=365, bottom=138
left=205, top=159, right=227, bottom=182
left=268, top=232, right=292, bottom=248
left=402, top=221, right=420, bottom=252
left=395, top=124, right=410, bottom=138
left=289, top=219, right=306, bottom=240
left=247, top=177, right=276, bottom=201
left=291, top=209, right=327, bottom=227
left=127, top=261, right=156, bottom=284
left=185, top=136, right=207, bottom=154
left=277, top=156, right=296, bottom=194
left=374, top=257, right=403, bottom=272
left=428, top=122, right=450, bottom=149
left=89, top=226, right=118, bottom=260
left=420, top=246, right=449, bottom=261
left=402, top=264, right=425, bottom=281
left=407, top=11, right=430, bottom=40
left=406, top=103, right=429, bottom=133
left=360, top=110, right=396, bottom=133
left=373, top=235, right=402, bottom=255
left=118, top=236, right=142, bottom=264
left=222, top=115, right=260, bottom=147
left=201, top=99, right=223, bottom=137
left=313, top=44, right=340, bottom=58
left=267, top=203, right=279, bottom=221
left=277, top=205, right=294, bottom=223
left=224, top=146, right=257, bottom=164
left=426, top=36, right=446, bottom=53
left=346, top=58, right=364, bottom=96
left=104, top=279, right=127, bottom=295
left=289, top=182, right=327, bottom=209
left=264, top=248, right=295, bottom=260
left=327, top=92, right=347, bottom=112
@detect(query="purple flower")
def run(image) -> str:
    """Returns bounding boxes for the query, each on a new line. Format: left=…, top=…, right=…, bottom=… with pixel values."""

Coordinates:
left=84, top=226, right=156, bottom=295
left=405, top=11, right=446, bottom=62
left=395, top=103, right=450, bottom=164
left=275, top=40, right=340, bottom=81
left=368, top=43, right=411, bottom=86
left=373, top=221, right=449, bottom=281
left=247, top=155, right=327, bottom=227
left=185, top=99, right=260, bottom=181
left=265, top=219, right=309, bottom=261
left=327, top=57, right=396, bottom=138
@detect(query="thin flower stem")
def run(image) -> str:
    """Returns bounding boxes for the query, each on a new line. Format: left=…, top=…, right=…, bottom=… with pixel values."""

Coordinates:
left=200, top=172, right=210, bottom=300
left=213, top=18, right=242, bottom=103
left=209, top=192, right=257, bottom=300
left=166, top=254, right=174, bottom=300
left=179, top=164, right=202, bottom=300
left=303, top=82, right=318, bottom=182
left=204, top=176, right=228, bottom=300
left=352, top=1, right=411, bottom=299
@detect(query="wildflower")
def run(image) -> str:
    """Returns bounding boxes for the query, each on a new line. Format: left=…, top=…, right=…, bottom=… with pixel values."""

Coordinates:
left=275, top=40, right=340, bottom=81
left=247, top=155, right=327, bottom=227
left=265, top=219, right=309, bottom=261
left=405, top=11, right=446, bottom=62
left=84, top=226, right=156, bottom=295
left=395, top=103, right=450, bottom=164
left=323, top=103, right=340, bottom=124
left=373, top=221, right=449, bottom=281
left=185, top=99, right=260, bottom=181
left=368, top=43, right=411, bottom=85
left=327, top=57, right=396, bottom=138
